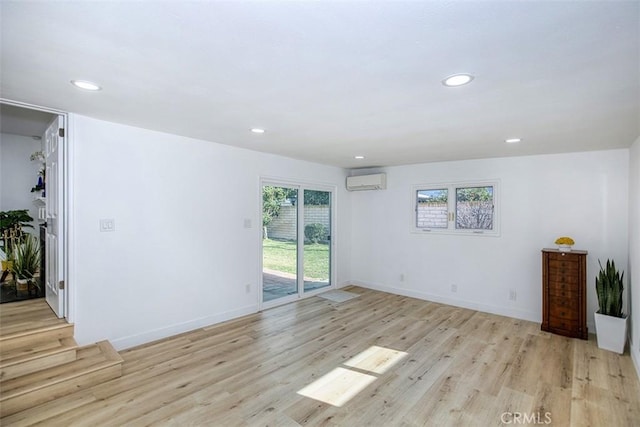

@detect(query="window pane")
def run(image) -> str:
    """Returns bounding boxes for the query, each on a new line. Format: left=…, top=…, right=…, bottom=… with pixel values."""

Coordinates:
left=455, top=186, right=494, bottom=230
left=262, top=185, right=298, bottom=302
left=303, top=190, right=331, bottom=293
left=416, top=189, right=448, bottom=228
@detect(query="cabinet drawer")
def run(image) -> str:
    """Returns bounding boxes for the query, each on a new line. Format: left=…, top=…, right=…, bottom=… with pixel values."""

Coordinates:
left=548, top=260, right=579, bottom=273
left=549, top=287, right=579, bottom=299
left=548, top=273, right=579, bottom=285
left=550, top=303, right=579, bottom=320
left=549, top=295, right=578, bottom=310
left=548, top=281, right=579, bottom=293
left=547, top=252, right=582, bottom=262
left=549, top=316, right=579, bottom=332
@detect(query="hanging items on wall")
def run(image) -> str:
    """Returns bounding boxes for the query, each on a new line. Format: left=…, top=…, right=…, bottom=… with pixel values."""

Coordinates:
left=29, top=150, right=45, bottom=198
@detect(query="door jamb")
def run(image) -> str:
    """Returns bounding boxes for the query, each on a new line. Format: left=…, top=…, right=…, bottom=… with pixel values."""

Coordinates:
left=0, top=98, right=74, bottom=322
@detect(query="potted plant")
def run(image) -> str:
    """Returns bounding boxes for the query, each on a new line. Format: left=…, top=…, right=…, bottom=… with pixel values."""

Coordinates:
left=11, top=234, right=41, bottom=295
left=1, top=210, right=33, bottom=278
left=554, top=236, right=575, bottom=252
left=0, top=209, right=34, bottom=232
left=594, top=259, right=627, bottom=353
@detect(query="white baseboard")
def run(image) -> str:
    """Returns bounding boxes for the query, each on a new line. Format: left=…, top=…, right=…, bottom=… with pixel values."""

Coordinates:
left=350, top=280, right=540, bottom=324
left=336, top=281, right=353, bottom=289
left=631, top=339, right=640, bottom=382
left=110, top=304, right=259, bottom=351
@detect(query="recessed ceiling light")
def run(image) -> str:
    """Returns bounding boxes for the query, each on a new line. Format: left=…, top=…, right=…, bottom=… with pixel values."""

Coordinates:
left=442, top=73, right=474, bottom=87
left=70, top=80, right=102, bottom=91
left=505, top=138, right=522, bottom=143
left=251, top=128, right=265, bottom=134
left=354, top=155, right=365, bottom=160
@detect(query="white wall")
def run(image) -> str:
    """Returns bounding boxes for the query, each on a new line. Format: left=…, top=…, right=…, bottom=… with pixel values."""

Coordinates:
left=629, top=136, right=640, bottom=378
left=350, top=150, right=629, bottom=330
left=67, top=113, right=633, bottom=359
left=0, top=133, right=43, bottom=234
left=71, top=115, right=350, bottom=349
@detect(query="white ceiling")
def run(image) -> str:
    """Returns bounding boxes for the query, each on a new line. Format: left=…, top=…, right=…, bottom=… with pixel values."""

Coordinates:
left=1, top=1, right=638, bottom=168
left=0, top=104, right=55, bottom=138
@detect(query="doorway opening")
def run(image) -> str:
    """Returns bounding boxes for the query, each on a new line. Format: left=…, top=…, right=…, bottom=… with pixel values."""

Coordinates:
left=0, top=102, right=68, bottom=318
left=261, top=182, right=333, bottom=307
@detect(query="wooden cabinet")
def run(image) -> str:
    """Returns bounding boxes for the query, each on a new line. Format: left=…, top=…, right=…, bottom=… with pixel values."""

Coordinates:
left=541, top=249, right=588, bottom=339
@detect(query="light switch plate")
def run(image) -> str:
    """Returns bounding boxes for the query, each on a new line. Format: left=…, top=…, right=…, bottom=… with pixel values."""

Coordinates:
left=243, top=218, right=252, bottom=228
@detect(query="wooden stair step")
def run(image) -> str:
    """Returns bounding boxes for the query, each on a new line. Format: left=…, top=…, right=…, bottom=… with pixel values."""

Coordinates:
left=0, top=341, right=123, bottom=418
left=0, top=300, right=66, bottom=338
left=0, top=337, right=78, bottom=381
left=0, top=323, right=74, bottom=353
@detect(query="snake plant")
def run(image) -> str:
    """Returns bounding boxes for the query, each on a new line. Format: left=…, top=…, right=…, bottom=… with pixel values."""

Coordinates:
left=595, top=259, right=624, bottom=318
left=12, top=234, right=40, bottom=280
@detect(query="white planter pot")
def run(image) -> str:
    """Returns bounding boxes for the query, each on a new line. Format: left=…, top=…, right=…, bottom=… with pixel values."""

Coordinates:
left=594, top=311, right=628, bottom=354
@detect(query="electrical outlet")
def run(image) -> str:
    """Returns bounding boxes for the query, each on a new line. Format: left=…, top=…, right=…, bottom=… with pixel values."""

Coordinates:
left=451, top=284, right=457, bottom=293
left=400, top=273, right=405, bottom=282
left=99, top=219, right=115, bottom=232
left=243, top=218, right=252, bottom=228
left=509, top=289, right=517, bottom=301
left=245, top=284, right=251, bottom=293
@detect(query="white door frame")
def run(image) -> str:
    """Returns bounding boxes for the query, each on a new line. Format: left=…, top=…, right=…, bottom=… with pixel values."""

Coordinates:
left=43, top=115, right=64, bottom=316
left=259, top=176, right=337, bottom=310
left=0, top=99, right=74, bottom=322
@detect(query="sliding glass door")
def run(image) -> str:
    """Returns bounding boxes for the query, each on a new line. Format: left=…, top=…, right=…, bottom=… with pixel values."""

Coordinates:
left=261, top=183, right=333, bottom=306
left=303, top=190, right=331, bottom=293
left=262, top=185, right=298, bottom=303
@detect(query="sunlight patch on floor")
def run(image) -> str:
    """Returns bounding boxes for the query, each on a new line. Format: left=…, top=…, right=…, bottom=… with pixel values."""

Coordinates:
left=344, top=345, right=408, bottom=375
left=297, top=367, right=377, bottom=407
left=297, top=345, right=408, bottom=407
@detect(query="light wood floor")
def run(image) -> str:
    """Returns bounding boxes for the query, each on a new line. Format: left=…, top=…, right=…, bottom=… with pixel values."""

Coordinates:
left=3, top=286, right=640, bottom=426
left=0, top=299, right=64, bottom=337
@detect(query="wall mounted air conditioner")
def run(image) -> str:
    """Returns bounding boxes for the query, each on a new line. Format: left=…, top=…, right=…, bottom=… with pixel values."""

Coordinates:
left=346, top=173, right=387, bottom=191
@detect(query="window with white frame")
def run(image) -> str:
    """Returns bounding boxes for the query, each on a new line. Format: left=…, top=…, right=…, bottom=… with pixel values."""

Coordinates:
left=412, top=181, right=499, bottom=235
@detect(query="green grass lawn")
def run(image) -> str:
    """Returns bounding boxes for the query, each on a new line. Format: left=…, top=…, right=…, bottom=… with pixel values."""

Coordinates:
left=263, top=239, right=329, bottom=280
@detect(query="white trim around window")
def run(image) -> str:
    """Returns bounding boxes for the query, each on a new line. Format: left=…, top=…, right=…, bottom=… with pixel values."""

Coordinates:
left=410, top=180, right=500, bottom=236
